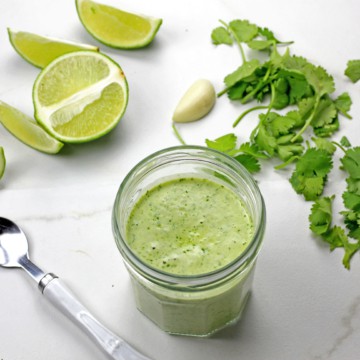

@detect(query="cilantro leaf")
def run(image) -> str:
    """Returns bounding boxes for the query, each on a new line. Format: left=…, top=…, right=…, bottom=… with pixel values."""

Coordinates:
left=254, top=119, right=277, bottom=156
left=311, top=97, right=337, bottom=129
left=205, top=133, right=237, bottom=153
left=224, top=59, right=261, bottom=88
left=323, top=226, right=360, bottom=270
left=322, top=226, right=348, bottom=251
left=289, top=148, right=333, bottom=200
left=205, top=135, right=263, bottom=173
left=309, top=195, right=334, bottom=235
left=340, top=136, right=352, bottom=148
left=342, top=191, right=360, bottom=211
left=309, top=196, right=360, bottom=269
left=312, top=137, right=336, bottom=155
left=345, top=177, right=360, bottom=195
left=227, top=82, right=248, bottom=100
left=342, top=238, right=360, bottom=270
left=234, top=154, right=260, bottom=173
left=313, top=117, right=339, bottom=138
left=344, top=59, right=360, bottom=83
left=277, top=144, right=303, bottom=161
left=304, top=64, right=335, bottom=97
left=269, top=112, right=298, bottom=137
left=239, top=142, right=268, bottom=159
left=340, top=147, right=360, bottom=179
left=291, top=175, right=325, bottom=201
left=293, top=148, right=333, bottom=178
left=287, top=76, right=312, bottom=104
left=228, top=20, right=258, bottom=43
left=211, top=26, right=233, bottom=45
left=258, top=27, right=293, bottom=45
left=254, top=112, right=304, bottom=162
left=334, top=92, right=352, bottom=119
left=298, top=97, right=316, bottom=120
left=247, top=40, right=273, bottom=51
left=342, top=210, right=360, bottom=240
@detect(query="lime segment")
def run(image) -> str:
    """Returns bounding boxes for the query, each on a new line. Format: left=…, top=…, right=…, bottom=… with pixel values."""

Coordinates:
left=8, top=28, right=98, bottom=69
left=0, top=101, right=63, bottom=154
left=76, top=0, right=162, bottom=49
left=0, top=147, right=5, bottom=180
left=33, top=51, right=129, bottom=143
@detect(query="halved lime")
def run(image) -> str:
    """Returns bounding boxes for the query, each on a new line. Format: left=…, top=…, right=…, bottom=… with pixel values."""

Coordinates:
left=8, top=28, right=99, bottom=69
left=76, top=0, right=162, bottom=49
left=0, top=100, right=63, bottom=154
left=33, top=51, right=129, bottom=143
left=0, top=147, right=5, bottom=180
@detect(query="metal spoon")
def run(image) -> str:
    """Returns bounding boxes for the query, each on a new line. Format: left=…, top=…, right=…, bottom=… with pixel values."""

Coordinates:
left=0, top=217, right=152, bottom=360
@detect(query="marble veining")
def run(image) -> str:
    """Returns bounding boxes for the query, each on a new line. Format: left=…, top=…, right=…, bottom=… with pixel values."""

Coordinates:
left=312, top=295, right=360, bottom=359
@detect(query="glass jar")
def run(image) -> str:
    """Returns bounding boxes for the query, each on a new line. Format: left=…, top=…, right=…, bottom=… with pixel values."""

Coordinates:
left=112, top=146, right=265, bottom=337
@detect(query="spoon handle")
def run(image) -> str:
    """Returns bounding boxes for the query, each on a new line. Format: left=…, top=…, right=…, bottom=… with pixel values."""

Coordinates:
left=42, top=276, right=152, bottom=360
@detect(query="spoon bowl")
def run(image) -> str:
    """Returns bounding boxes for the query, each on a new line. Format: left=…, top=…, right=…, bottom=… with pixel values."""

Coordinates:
left=0, top=217, right=29, bottom=268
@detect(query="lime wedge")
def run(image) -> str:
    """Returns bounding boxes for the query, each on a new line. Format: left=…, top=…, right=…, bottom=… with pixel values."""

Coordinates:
left=33, top=51, right=129, bottom=143
left=8, top=28, right=99, bottom=69
left=0, top=147, right=5, bottom=180
left=0, top=100, right=63, bottom=154
left=76, top=0, right=162, bottom=49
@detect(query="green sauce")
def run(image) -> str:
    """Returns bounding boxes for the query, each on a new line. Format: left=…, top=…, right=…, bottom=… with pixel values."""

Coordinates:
left=126, top=177, right=254, bottom=275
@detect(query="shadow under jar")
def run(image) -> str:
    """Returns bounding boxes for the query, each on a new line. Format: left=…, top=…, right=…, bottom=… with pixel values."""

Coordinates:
left=112, top=146, right=266, bottom=337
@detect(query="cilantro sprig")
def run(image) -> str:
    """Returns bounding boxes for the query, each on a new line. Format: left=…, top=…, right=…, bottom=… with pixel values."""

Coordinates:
left=205, top=133, right=267, bottom=174
left=211, top=20, right=293, bottom=64
left=290, top=147, right=333, bottom=201
left=344, top=60, right=360, bottom=83
left=309, top=195, right=360, bottom=269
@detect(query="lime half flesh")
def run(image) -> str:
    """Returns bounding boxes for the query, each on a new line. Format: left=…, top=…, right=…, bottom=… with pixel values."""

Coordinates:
left=33, top=51, right=129, bottom=143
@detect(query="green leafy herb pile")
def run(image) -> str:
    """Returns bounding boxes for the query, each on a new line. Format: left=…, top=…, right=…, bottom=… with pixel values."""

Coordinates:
left=309, top=138, right=360, bottom=269
left=206, top=19, right=360, bottom=269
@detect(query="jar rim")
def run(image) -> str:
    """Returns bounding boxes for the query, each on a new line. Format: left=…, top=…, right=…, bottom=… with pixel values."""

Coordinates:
left=112, top=145, right=266, bottom=287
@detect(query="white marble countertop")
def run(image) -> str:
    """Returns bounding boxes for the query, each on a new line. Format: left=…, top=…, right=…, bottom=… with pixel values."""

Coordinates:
left=0, top=0, right=359, bottom=359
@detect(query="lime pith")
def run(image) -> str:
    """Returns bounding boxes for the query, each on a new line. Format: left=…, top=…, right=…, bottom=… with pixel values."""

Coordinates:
left=8, top=28, right=98, bottom=69
left=33, top=51, right=129, bottom=143
left=76, top=0, right=162, bottom=49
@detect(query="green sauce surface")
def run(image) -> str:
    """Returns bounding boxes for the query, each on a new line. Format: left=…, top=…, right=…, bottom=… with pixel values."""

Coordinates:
left=126, top=177, right=254, bottom=275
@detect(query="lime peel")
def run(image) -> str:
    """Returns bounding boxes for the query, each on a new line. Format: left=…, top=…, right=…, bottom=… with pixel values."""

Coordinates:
left=0, top=100, right=63, bottom=154
left=76, top=0, right=162, bottom=49
left=8, top=28, right=99, bottom=69
left=0, top=147, right=5, bottom=180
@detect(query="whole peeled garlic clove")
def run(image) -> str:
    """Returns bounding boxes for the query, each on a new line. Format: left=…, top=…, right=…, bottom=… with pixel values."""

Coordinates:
left=172, top=79, right=216, bottom=123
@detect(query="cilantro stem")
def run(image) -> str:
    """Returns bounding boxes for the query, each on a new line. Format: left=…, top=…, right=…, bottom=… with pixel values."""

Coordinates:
left=240, top=66, right=272, bottom=104
left=219, top=19, right=247, bottom=64
left=274, top=155, right=299, bottom=170
left=249, top=84, right=275, bottom=140
left=332, top=141, right=347, bottom=154
left=291, top=96, right=321, bottom=143
left=233, top=105, right=268, bottom=128
left=217, top=87, right=229, bottom=97
left=172, top=123, right=186, bottom=145
left=340, top=111, right=352, bottom=120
